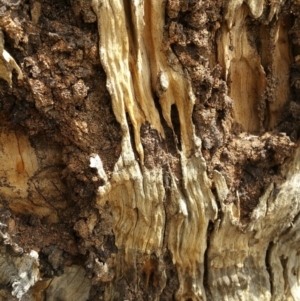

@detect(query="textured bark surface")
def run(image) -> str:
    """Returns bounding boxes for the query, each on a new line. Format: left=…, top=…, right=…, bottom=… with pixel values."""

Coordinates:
left=0, top=0, right=300, bottom=300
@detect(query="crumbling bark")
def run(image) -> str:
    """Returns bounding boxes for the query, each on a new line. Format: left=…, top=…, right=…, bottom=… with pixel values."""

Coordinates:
left=0, top=0, right=300, bottom=300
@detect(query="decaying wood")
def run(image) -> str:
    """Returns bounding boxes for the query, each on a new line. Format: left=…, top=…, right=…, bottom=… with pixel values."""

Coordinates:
left=0, top=0, right=299, bottom=300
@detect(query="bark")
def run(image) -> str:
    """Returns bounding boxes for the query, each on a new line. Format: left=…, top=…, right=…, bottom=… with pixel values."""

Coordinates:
left=0, top=0, right=299, bottom=300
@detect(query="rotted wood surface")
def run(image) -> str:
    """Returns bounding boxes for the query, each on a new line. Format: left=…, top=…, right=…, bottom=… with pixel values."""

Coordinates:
left=0, top=0, right=299, bottom=300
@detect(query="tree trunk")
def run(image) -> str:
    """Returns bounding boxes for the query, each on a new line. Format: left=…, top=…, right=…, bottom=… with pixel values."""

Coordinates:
left=0, top=0, right=299, bottom=300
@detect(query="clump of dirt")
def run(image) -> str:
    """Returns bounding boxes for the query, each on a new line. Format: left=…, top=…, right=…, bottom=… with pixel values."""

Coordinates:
left=277, top=1, right=300, bottom=141
left=141, top=122, right=165, bottom=170
left=140, top=122, right=182, bottom=189
left=0, top=0, right=121, bottom=295
left=212, top=132, right=296, bottom=222
left=2, top=2, right=122, bottom=191
left=160, top=250, right=180, bottom=301
left=165, top=0, right=299, bottom=225
left=165, top=0, right=232, bottom=161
